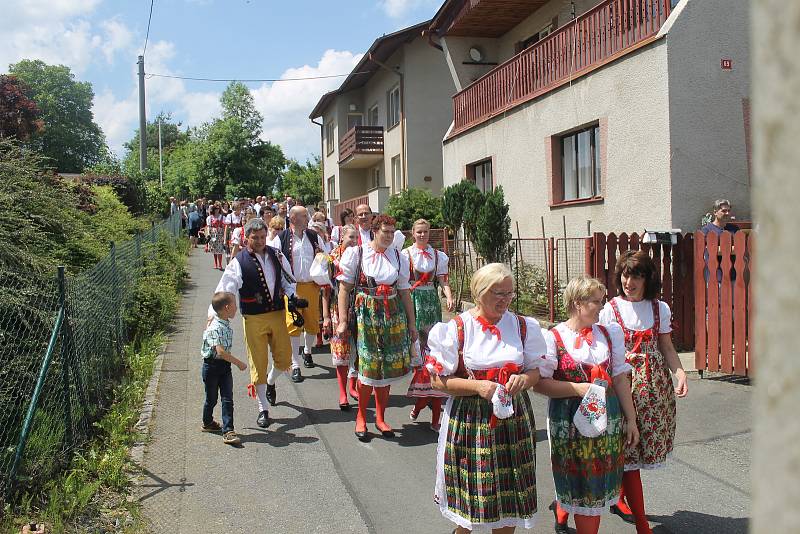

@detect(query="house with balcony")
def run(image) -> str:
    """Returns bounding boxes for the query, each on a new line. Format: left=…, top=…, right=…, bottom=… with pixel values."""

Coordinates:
left=430, top=0, right=751, bottom=237
left=310, top=21, right=454, bottom=220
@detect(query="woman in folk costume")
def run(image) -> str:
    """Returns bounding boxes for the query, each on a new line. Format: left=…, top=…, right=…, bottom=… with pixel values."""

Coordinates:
left=330, top=207, right=355, bottom=248
left=323, top=224, right=360, bottom=409
left=206, top=204, right=226, bottom=270
left=597, top=251, right=688, bottom=534
left=534, top=276, right=638, bottom=534
left=426, top=263, right=546, bottom=533
left=403, top=219, right=455, bottom=432
left=335, top=214, right=418, bottom=442
left=229, top=208, right=256, bottom=258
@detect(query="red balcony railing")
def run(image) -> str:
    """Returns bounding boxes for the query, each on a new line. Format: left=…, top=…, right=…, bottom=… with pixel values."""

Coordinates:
left=451, top=0, right=673, bottom=136
left=338, top=125, right=384, bottom=163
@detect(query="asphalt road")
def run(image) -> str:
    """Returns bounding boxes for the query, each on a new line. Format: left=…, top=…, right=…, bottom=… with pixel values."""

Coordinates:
left=138, top=249, right=751, bottom=534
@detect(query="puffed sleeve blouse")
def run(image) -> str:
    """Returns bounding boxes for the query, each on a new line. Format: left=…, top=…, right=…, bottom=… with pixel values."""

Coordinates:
left=425, top=311, right=547, bottom=376
left=539, top=322, right=631, bottom=379
left=598, top=297, right=672, bottom=333
left=335, top=243, right=411, bottom=290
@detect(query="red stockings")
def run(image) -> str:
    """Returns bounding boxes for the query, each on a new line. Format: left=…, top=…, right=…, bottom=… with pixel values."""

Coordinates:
left=335, top=366, right=348, bottom=406
left=574, top=514, right=600, bottom=534
left=355, top=382, right=372, bottom=433
left=373, top=385, right=391, bottom=432
left=623, top=470, right=652, bottom=533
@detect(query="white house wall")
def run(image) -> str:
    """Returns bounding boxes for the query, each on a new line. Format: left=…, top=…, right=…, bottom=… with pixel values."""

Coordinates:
left=666, top=0, right=751, bottom=229
left=442, top=41, right=672, bottom=238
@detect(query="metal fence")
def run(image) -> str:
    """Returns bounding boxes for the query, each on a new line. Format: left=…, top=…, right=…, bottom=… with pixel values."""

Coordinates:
left=0, top=213, right=182, bottom=503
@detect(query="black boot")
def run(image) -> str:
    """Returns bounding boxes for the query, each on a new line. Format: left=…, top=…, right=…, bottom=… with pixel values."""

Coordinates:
left=266, top=383, right=276, bottom=406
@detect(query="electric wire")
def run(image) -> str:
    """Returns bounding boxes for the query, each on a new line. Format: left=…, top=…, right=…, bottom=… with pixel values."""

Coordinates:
left=144, top=71, right=373, bottom=83
left=142, top=0, right=155, bottom=56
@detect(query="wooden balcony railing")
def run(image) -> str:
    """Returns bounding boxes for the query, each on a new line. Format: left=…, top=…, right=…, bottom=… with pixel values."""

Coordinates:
left=451, top=0, right=673, bottom=136
left=338, top=125, right=384, bottom=163
left=332, top=194, right=369, bottom=224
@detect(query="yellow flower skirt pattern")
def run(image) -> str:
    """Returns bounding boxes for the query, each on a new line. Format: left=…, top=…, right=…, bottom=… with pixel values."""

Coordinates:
left=354, top=292, right=411, bottom=387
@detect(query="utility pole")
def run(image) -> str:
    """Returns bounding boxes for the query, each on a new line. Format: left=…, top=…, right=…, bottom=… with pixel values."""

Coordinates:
left=137, top=55, right=147, bottom=172
left=158, top=117, right=163, bottom=187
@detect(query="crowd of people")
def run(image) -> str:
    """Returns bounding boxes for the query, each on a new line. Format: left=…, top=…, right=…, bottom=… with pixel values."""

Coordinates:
left=195, top=196, right=691, bottom=534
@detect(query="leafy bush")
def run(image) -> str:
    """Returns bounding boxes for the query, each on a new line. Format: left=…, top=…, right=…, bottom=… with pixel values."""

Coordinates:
left=475, top=185, right=512, bottom=263
left=386, top=187, right=443, bottom=230
left=80, top=174, right=142, bottom=214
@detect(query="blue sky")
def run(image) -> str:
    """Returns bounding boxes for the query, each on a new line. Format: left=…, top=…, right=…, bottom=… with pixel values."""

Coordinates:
left=0, top=0, right=441, bottom=161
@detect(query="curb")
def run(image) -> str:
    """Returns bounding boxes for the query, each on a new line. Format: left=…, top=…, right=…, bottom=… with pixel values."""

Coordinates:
left=129, top=340, right=168, bottom=469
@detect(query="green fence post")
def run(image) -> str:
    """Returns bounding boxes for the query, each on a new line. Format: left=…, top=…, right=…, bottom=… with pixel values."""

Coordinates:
left=110, top=241, right=122, bottom=358
left=9, top=270, right=66, bottom=485
left=57, top=267, right=73, bottom=448
left=136, top=231, right=142, bottom=269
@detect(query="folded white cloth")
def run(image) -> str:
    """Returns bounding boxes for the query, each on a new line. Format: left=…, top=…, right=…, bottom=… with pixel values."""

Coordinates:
left=410, top=340, right=423, bottom=367
left=491, top=383, right=515, bottom=421
left=309, top=252, right=331, bottom=286
left=573, top=383, right=608, bottom=438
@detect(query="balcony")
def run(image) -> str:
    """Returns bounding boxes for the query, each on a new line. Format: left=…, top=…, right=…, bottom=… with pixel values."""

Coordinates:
left=450, top=0, right=673, bottom=137
left=338, top=125, right=384, bottom=168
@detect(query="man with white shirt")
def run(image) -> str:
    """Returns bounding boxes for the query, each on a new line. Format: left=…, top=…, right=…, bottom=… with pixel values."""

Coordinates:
left=214, top=217, right=299, bottom=429
left=354, top=204, right=375, bottom=245
left=271, top=206, right=325, bottom=385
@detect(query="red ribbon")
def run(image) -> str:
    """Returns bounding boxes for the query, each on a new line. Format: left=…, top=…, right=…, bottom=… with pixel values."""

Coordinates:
left=375, top=284, right=394, bottom=320
left=410, top=271, right=433, bottom=291
left=629, top=330, right=654, bottom=355
left=473, top=363, right=522, bottom=428
left=424, top=354, right=444, bottom=375
left=574, top=327, right=594, bottom=349
left=246, top=384, right=257, bottom=399
left=475, top=316, right=501, bottom=340
left=417, top=247, right=433, bottom=259
left=372, top=249, right=389, bottom=264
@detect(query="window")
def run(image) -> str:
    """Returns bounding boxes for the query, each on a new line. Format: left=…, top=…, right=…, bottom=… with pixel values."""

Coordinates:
left=391, top=155, right=402, bottom=192
left=467, top=159, right=493, bottom=193
left=368, top=105, right=379, bottom=126
left=371, top=167, right=381, bottom=189
left=347, top=113, right=362, bottom=130
left=327, top=176, right=335, bottom=200
left=560, top=124, right=601, bottom=201
left=325, top=121, right=335, bottom=155
left=387, top=86, right=401, bottom=128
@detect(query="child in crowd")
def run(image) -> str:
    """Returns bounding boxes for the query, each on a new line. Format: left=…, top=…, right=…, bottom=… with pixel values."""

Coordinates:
left=407, top=326, right=449, bottom=431
left=201, top=292, right=247, bottom=446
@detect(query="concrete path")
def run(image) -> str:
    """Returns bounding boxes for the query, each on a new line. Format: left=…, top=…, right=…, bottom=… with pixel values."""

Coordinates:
left=137, top=248, right=751, bottom=533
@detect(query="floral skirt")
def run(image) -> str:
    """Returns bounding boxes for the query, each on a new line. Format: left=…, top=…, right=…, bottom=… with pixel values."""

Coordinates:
left=548, top=392, right=624, bottom=515
left=407, top=365, right=449, bottom=398
left=208, top=227, right=225, bottom=255
left=354, top=292, right=411, bottom=386
left=412, top=287, right=442, bottom=332
left=329, top=303, right=354, bottom=368
left=625, top=348, right=676, bottom=470
left=434, top=393, right=537, bottom=530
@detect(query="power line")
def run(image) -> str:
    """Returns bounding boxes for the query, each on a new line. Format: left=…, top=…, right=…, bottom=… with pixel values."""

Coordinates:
left=142, top=0, right=155, bottom=56
left=145, top=71, right=373, bottom=83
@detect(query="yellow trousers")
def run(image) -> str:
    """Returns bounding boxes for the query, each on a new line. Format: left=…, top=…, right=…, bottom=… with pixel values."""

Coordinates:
left=284, top=282, right=321, bottom=336
left=243, top=310, right=291, bottom=385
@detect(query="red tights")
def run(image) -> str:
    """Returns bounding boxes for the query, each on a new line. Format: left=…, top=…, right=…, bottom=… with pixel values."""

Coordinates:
left=355, top=383, right=392, bottom=433
left=335, top=366, right=348, bottom=405
left=213, top=253, right=223, bottom=269
left=413, top=397, right=443, bottom=425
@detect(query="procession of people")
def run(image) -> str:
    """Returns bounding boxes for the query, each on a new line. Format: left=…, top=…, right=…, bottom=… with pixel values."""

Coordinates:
left=195, top=195, right=689, bottom=534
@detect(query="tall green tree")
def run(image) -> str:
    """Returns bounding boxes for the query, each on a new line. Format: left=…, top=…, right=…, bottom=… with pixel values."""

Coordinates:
left=121, top=112, right=187, bottom=180
left=9, top=59, right=106, bottom=172
left=475, top=185, right=512, bottom=263
left=279, top=157, right=322, bottom=206
left=386, top=187, right=443, bottom=230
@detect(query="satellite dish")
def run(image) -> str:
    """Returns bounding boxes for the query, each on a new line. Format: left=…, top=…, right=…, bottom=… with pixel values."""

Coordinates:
left=469, top=47, right=483, bottom=62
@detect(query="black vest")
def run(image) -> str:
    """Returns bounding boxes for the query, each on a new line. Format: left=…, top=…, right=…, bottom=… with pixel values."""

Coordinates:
left=236, top=247, right=285, bottom=315
left=278, top=229, right=321, bottom=274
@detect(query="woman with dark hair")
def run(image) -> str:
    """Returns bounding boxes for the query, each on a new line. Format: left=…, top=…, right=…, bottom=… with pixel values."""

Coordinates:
left=335, top=214, right=417, bottom=441
left=206, top=204, right=226, bottom=270
left=598, top=250, right=688, bottom=534
left=330, top=208, right=355, bottom=247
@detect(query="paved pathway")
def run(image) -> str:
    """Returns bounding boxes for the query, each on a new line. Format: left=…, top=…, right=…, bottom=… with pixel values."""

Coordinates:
left=137, top=249, right=751, bottom=533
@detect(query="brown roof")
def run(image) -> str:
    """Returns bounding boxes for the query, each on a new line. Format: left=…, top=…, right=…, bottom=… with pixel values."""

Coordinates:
left=309, top=20, right=430, bottom=119
left=430, top=0, right=546, bottom=38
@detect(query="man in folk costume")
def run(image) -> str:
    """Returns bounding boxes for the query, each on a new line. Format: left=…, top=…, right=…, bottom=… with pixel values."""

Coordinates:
left=270, top=205, right=325, bottom=386
left=213, top=217, right=304, bottom=429
left=354, top=204, right=374, bottom=246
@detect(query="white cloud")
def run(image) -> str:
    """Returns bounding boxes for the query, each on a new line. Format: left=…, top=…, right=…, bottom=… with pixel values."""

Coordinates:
left=251, top=49, right=363, bottom=160
left=380, top=0, right=438, bottom=19
left=93, top=89, right=139, bottom=154
left=100, top=19, right=134, bottom=64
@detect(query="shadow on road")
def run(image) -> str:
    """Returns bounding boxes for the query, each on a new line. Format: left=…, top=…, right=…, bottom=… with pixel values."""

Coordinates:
left=650, top=510, right=749, bottom=534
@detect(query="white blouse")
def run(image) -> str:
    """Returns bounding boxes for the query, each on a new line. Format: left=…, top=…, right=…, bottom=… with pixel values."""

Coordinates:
left=599, top=297, right=672, bottom=333
left=207, top=215, right=224, bottom=227
left=336, top=243, right=411, bottom=290
left=540, top=322, right=630, bottom=379
left=426, top=311, right=547, bottom=375
left=402, top=245, right=449, bottom=276
left=230, top=227, right=244, bottom=246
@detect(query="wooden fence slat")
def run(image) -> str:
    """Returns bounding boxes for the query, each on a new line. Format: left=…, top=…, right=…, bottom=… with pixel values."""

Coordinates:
left=719, top=232, right=734, bottom=373
left=747, top=234, right=754, bottom=376
left=694, top=232, right=707, bottom=371
left=593, top=233, right=606, bottom=285
left=606, top=233, right=618, bottom=294
left=706, top=232, right=720, bottom=372
left=671, top=235, right=685, bottom=345
left=683, top=234, right=695, bottom=348
left=733, top=232, right=747, bottom=376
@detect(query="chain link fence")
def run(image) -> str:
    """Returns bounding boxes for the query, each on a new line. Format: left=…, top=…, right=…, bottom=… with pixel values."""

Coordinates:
left=0, top=213, right=182, bottom=504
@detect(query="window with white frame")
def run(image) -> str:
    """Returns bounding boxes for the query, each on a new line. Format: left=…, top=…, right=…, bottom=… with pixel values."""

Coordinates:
left=391, top=155, right=402, bottom=192
left=387, top=86, right=400, bottom=128
left=368, top=105, right=379, bottom=126
left=467, top=159, right=493, bottom=193
left=560, top=124, right=601, bottom=201
left=327, top=176, right=335, bottom=200
left=325, top=121, right=335, bottom=155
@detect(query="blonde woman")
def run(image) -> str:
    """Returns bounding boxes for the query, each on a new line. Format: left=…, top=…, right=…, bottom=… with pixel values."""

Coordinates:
left=427, top=263, right=546, bottom=533
left=229, top=208, right=256, bottom=258
left=534, top=276, right=638, bottom=534
left=267, top=215, right=285, bottom=241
